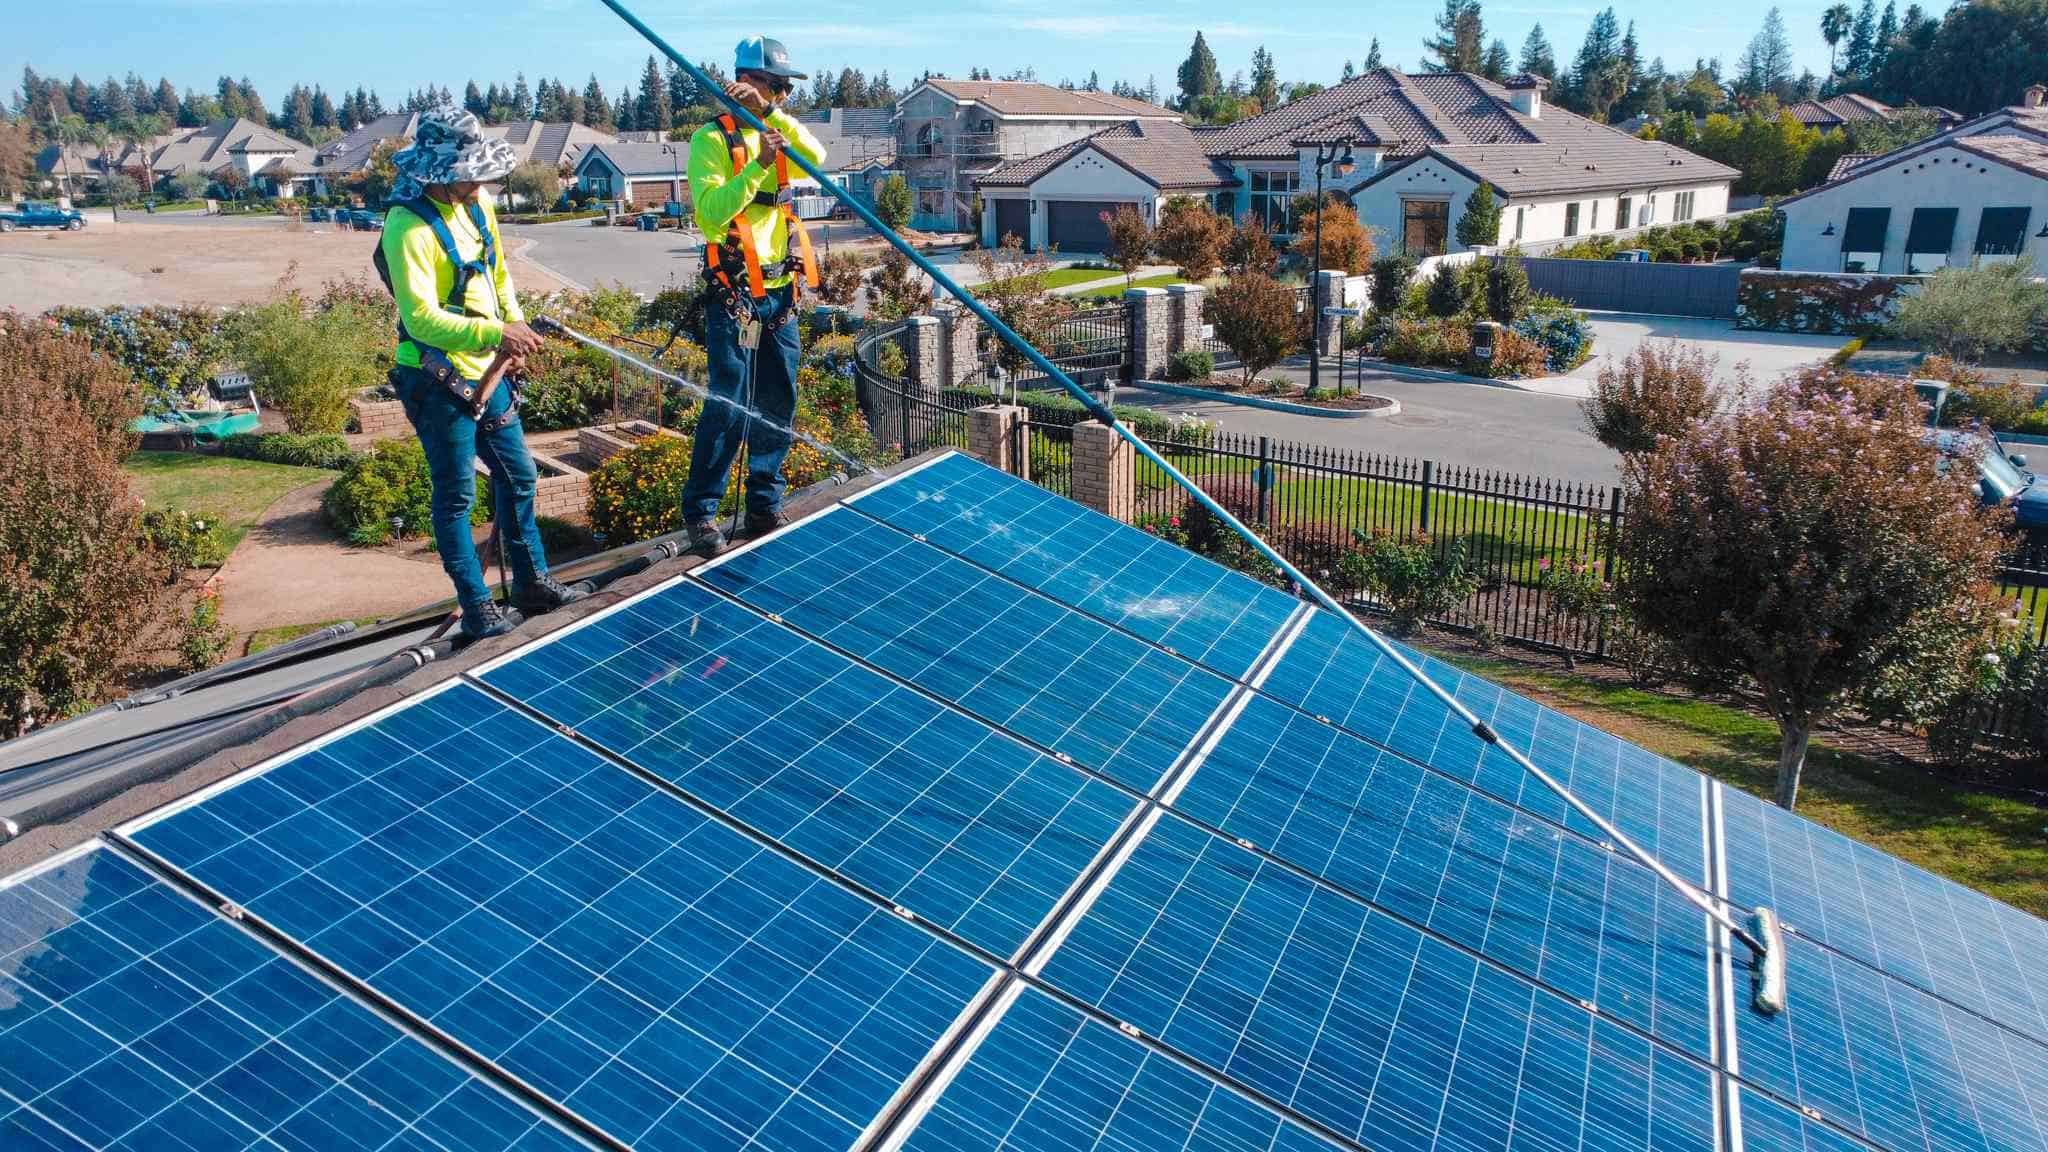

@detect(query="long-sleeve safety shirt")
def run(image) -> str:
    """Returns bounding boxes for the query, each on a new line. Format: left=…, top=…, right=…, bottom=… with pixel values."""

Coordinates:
left=688, top=108, right=826, bottom=288
left=381, top=193, right=523, bottom=381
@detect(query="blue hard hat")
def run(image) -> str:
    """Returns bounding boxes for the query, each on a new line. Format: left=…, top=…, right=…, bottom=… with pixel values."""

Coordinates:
left=735, top=36, right=807, bottom=80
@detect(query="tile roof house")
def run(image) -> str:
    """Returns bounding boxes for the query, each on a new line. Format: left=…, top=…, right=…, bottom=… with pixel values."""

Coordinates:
left=571, top=140, right=694, bottom=210
left=894, top=78, right=1180, bottom=233
left=978, top=69, right=1738, bottom=256
left=36, top=118, right=318, bottom=197
left=1786, top=93, right=1964, bottom=131
left=311, top=113, right=616, bottom=198
left=1777, top=83, right=2048, bottom=273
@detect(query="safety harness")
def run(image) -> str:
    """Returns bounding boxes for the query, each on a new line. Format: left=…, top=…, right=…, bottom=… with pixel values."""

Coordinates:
left=702, top=113, right=818, bottom=314
left=372, top=197, right=520, bottom=431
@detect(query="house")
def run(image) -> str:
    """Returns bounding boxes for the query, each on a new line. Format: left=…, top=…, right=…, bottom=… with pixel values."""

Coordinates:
left=895, top=79, right=1180, bottom=232
left=1777, top=83, right=2048, bottom=273
left=35, top=118, right=318, bottom=198
left=1786, top=93, right=1964, bottom=132
left=978, top=69, right=1739, bottom=255
left=573, top=141, right=693, bottom=208
left=796, top=106, right=897, bottom=205
left=311, top=113, right=614, bottom=199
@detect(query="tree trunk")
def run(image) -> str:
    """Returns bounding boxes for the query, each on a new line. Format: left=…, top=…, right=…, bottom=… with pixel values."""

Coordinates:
left=1774, top=718, right=1811, bottom=810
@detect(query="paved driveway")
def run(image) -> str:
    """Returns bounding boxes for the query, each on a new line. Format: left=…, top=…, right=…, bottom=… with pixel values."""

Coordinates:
left=1572, top=312, right=1848, bottom=386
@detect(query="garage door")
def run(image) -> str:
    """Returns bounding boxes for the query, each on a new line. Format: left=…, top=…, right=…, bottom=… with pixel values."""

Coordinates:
left=1046, top=200, right=1134, bottom=253
left=992, top=199, right=1030, bottom=248
left=629, top=180, right=674, bottom=209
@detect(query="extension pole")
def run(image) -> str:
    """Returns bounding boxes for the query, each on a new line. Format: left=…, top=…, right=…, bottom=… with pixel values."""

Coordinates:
left=589, top=0, right=1772, bottom=965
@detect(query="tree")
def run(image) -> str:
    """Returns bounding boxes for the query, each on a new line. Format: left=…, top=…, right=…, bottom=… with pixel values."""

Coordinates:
left=1424, top=259, right=1470, bottom=316
left=229, top=283, right=389, bottom=433
left=1568, top=8, right=1627, bottom=119
left=1102, top=204, right=1153, bottom=284
left=1176, top=32, right=1222, bottom=106
left=868, top=248, right=932, bottom=320
left=1370, top=255, right=1418, bottom=315
left=311, top=87, right=336, bottom=129
left=1289, top=199, right=1377, bottom=274
left=968, top=235, right=1074, bottom=373
left=0, top=120, right=32, bottom=198
left=1212, top=272, right=1299, bottom=386
left=1425, top=0, right=1486, bottom=73
left=1224, top=212, right=1278, bottom=275
left=1618, top=369, right=2009, bottom=808
left=1581, top=340, right=1728, bottom=453
left=286, top=85, right=315, bottom=142
left=0, top=320, right=169, bottom=736
left=357, top=139, right=399, bottom=204
left=1520, top=25, right=1558, bottom=79
left=875, top=174, right=912, bottom=232
left=505, top=161, right=562, bottom=212
left=1844, top=0, right=1878, bottom=78
left=113, top=113, right=164, bottom=196
left=1872, top=2, right=1898, bottom=76
left=1892, top=261, right=2048, bottom=361
left=583, top=76, right=611, bottom=129
left=637, top=56, right=671, bottom=133
left=1250, top=47, right=1280, bottom=112
left=1456, top=182, right=1501, bottom=248
left=153, top=78, right=180, bottom=126
left=1736, top=8, right=1796, bottom=101
left=1481, top=39, right=1513, bottom=81
left=1821, top=3, right=1856, bottom=79
left=1484, top=253, right=1530, bottom=321
left=1154, top=197, right=1229, bottom=281
left=1364, top=39, right=1384, bottom=70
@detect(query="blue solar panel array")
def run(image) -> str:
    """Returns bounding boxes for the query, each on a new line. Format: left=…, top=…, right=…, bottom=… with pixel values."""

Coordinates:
left=0, top=845, right=578, bottom=1152
left=17, top=450, right=2044, bottom=1152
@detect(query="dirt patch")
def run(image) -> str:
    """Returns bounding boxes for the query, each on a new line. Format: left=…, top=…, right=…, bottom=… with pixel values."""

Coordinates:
left=0, top=218, right=567, bottom=312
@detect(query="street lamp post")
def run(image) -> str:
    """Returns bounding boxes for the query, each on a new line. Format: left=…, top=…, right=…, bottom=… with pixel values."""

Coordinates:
left=660, top=143, right=682, bottom=226
left=1308, top=141, right=1356, bottom=395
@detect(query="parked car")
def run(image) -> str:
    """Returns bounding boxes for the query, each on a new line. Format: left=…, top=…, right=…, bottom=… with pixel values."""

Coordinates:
left=1609, top=248, right=1652, bottom=262
left=306, top=206, right=331, bottom=222
left=348, top=209, right=383, bottom=231
left=1928, top=429, right=2048, bottom=529
left=0, top=201, right=86, bottom=232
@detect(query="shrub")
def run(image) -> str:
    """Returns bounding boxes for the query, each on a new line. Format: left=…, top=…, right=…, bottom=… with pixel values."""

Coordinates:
left=1370, top=255, right=1417, bottom=317
left=1581, top=341, right=1731, bottom=453
left=1483, top=327, right=1549, bottom=379
left=1925, top=623, right=2048, bottom=776
left=1103, top=204, right=1153, bottom=283
left=1155, top=197, right=1228, bottom=281
left=1511, top=310, right=1594, bottom=372
left=1288, top=200, right=1376, bottom=275
left=1455, top=183, right=1501, bottom=249
left=1423, top=261, right=1470, bottom=318
left=1681, top=240, right=1704, bottom=262
left=1168, top=348, right=1215, bottom=382
left=141, top=508, right=230, bottom=581
left=322, top=439, right=484, bottom=546
left=638, top=286, right=706, bottom=345
left=218, top=432, right=358, bottom=469
left=1539, top=553, right=1613, bottom=668
left=1281, top=522, right=1364, bottom=592
left=816, top=251, right=866, bottom=306
left=535, top=515, right=592, bottom=556
left=1379, top=316, right=1470, bottom=368
left=504, top=161, right=561, bottom=213
left=1133, top=511, right=1189, bottom=548
left=877, top=339, right=909, bottom=379
left=1892, top=260, right=2048, bottom=361
left=1182, top=475, right=1264, bottom=556
left=970, top=236, right=1075, bottom=375
left=1923, top=355, right=2039, bottom=432
left=1340, top=532, right=1479, bottom=635
left=587, top=431, right=694, bottom=544
left=45, top=305, right=226, bottom=414
left=876, top=175, right=912, bottom=232
left=869, top=248, right=933, bottom=320
left=229, top=289, right=389, bottom=433
left=1211, top=271, right=1299, bottom=386
left=1224, top=213, right=1279, bottom=276
left=1484, top=254, right=1531, bottom=323
left=1004, top=390, right=1210, bottom=445
left=177, top=589, right=232, bottom=673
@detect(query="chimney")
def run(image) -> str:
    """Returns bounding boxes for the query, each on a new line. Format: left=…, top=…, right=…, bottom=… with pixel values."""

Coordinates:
left=2027, top=83, right=2046, bottom=109
left=1505, top=73, right=1549, bottom=119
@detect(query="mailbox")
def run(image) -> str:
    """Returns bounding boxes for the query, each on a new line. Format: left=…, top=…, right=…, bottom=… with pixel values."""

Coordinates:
left=1471, top=321, right=1503, bottom=362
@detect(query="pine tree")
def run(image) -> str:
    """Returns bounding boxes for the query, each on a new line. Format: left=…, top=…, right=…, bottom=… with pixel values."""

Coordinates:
left=510, top=74, right=532, bottom=119
left=619, top=76, right=637, bottom=129
left=311, top=87, right=335, bottom=129
left=217, top=77, right=244, bottom=121
left=237, top=78, right=265, bottom=124
left=286, top=86, right=314, bottom=141
left=1364, top=38, right=1384, bottom=70
left=1872, top=2, right=1897, bottom=76
left=1736, top=7, right=1796, bottom=100
left=68, top=77, right=91, bottom=120
left=1482, top=39, right=1513, bottom=80
left=1520, top=25, right=1557, bottom=79
left=464, top=81, right=486, bottom=117
left=583, top=76, right=610, bottom=128
left=1425, top=0, right=1486, bottom=72
left=125, top=73, right=150, bottom=115
left=1250, top=47, right=1279, bottom=110
left=1843, top=0, right=1877, bottom=77
left=1083, top=70, right=1100, bottom=92
left=366, top=90, right=384, bottom=118
left=873, top=70, right=897, bottom=105
left=94, top=77, right=133, bottom=123
left=1176, top=32, right=1222, bottom=105
left=836, top=68, right=862, bottom=106
left=1568, top=9, right=1623, bottom=116
left=637, top=56, right=671, bottom=132
left=154, top=78, right=180, bottom=126
left=666, top=60, right=695, bottom=116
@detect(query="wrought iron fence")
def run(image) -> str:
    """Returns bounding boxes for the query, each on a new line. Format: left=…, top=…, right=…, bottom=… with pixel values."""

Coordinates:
left=854, top=322, right=977, bottom=458
left=983, top=303, right=1132, bottom=394
left=1010, top=407, right=1083, bottom=499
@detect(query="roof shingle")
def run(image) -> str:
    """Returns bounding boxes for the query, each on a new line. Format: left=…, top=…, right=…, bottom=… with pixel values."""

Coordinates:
left=920, top=79, right=1175, bottom=119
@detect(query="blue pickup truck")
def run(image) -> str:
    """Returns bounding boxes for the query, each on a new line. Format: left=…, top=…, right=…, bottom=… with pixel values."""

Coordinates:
left=0, top=202, right=86, bottom=232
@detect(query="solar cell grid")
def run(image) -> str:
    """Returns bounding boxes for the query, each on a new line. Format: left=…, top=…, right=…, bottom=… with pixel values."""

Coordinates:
left=0, top=845, right=580, bottom=1152
left=128, top=682, right=996, bottom=1152
left=849, top=452, right=1299, bottom=679
left=1033, top=813, right=1720, bottom=1152
left=899, top=986, right=1343, bottom=1152
left=695, top=508, right=1242, bottom=795
left=477, top=577, right=1138, bottom=960
left=1169, top=693, right=1715, bottom=1059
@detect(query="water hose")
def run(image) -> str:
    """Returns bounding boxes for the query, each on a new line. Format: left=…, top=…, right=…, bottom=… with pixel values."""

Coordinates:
left=583, top=0, right=1786, bottom=1012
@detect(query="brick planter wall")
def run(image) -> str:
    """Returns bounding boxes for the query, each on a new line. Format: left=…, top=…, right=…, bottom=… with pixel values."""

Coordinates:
left=577, top=420, right=679, bottom=464
left=529, top=453, right=589, bottom=523
left=350, top=396, right=409, bottom=441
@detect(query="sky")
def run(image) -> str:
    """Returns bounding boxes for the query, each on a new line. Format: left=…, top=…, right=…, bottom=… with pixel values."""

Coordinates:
left=9, top=0, right=1837, bottom=111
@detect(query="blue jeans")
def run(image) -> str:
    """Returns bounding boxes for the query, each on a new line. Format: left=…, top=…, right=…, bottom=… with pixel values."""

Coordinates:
left=392, top=366, right=550, bottom=615
left=681, top=285, right=801, bottom=524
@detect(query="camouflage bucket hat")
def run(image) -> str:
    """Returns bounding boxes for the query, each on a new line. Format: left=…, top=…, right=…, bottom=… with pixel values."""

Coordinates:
left=391, top=102, right=520, bottom=201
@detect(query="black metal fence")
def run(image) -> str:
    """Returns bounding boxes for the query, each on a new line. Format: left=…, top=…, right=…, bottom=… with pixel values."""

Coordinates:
left=854, top=322, right=977, bottom=457
left=1199, top=285, right=1315, bottom=364
left=985, top=303, right=1133, bottom=393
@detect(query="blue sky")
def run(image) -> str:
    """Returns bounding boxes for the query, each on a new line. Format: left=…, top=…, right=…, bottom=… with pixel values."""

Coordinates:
left=10, top=0, right=1835, bottom=111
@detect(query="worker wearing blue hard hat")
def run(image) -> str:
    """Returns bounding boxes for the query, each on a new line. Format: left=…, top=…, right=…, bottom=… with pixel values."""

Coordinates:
left=680, top=36, right=827, bottom=556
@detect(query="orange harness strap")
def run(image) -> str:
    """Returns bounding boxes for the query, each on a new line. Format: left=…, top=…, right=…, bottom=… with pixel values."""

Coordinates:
left=707, top=113, right=814, bottom=301
left=775, top=149, right=819, bottom=291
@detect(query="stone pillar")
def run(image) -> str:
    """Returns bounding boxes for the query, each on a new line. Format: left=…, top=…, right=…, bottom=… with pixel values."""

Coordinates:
left=1124, top=286, right=1171, bottom=382
left=1314, top=269, right=1345, bottom=357
left=1167, top=283, right=1205, bottom=363
left=967, top=404, right=1027, bottom=479
left=938, top=306, right=982, bottom=386
left=902, top=315, right=941, bottom=400
left=1071, top=419, right=1134, bottom=522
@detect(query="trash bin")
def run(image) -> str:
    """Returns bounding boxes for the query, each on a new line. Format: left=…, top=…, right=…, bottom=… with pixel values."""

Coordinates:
left=637, top=214, right=658, bottom=232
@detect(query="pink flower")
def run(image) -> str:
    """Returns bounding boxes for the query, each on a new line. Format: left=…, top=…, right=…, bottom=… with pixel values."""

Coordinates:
left=1538, top=557, right=1551, bottom=570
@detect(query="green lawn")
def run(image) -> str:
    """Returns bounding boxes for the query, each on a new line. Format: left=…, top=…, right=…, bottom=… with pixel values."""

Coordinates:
left=1078, top=273, right=1190, bottom=300
left=245, top=616, right=382, bottom=657
left=974, top=266, right=1125, bottom=295
left=1439, top=651, right=2048, bottom=916
left=124, top=451, right=330, bottom=554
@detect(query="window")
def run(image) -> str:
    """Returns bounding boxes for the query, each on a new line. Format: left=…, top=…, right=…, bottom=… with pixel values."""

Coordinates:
left=1974, top=206, right=2031, bottom=264
left=1564, top=201, right=1581, bottom=237
left=1642, top=196, right=1656, bottom=225
left=1904, top=206, right=1958, bottom=273
left=1401, top=198, right=1450, bottom=255
left=1840, top=206, right=1890, bottom=272
left=1513, top=206, right=1525, bottom=241
left=1209, top=190, right=1236, bottom=217
left=1249, top=169, right=1299, bottom=234
left=1674, top=190, right=1696, bottom=221
left=1616, top=197, right=1632, bottom=232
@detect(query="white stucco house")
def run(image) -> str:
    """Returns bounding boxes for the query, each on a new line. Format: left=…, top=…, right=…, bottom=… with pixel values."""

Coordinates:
left=976, top=69, right=1738, bottom=255
left=1777, top=85, right=2048, bottom=274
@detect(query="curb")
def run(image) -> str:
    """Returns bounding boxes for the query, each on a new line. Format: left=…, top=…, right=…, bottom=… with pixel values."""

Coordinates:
left=1366, top=360, right=1585, bottom=396
left=1130, top=379, right=1400, bottom=419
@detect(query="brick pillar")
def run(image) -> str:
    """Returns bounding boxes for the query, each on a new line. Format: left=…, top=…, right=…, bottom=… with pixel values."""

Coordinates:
left=1167, top=283, right=1205, bottom=361
left=1071, top=419, right=1134, bottom=522
left=1124, top=286, right=1171, bottom=381
left=902, top=315, right=941, bottom=401
left=967, top=404, right=1027, bottom=479
left=1314, top=269, right=1345, bottom=357
left=938, top=306, right=982, bottom=386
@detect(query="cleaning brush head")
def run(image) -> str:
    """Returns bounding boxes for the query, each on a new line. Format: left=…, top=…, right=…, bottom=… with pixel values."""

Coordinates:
left=1749, top=905, right=1787, bottom=1015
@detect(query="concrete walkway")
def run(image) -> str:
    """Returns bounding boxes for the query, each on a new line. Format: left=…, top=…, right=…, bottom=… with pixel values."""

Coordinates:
left=214, top=479, right=460, bottom=634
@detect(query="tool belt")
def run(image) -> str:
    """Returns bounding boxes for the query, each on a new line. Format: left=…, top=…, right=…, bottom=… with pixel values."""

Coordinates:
left=411, top=348, right=521, bottom=432
left=701, top=113, right=818, bottom=315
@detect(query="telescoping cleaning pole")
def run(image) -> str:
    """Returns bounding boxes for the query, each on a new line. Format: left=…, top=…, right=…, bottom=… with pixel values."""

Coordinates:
left=589, top=0, right=1787, bottom=1014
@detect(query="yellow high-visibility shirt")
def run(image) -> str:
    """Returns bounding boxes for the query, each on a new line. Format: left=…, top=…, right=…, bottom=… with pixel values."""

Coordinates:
left=688, top=108, right=826, bottom=287
left=381, top=193, right=523, bottom=381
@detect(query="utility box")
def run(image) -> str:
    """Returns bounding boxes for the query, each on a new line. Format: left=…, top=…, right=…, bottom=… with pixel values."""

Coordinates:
left=1470, top=321, right=1503, bottom=363
left=1913, top=379, right=1951, bottom=427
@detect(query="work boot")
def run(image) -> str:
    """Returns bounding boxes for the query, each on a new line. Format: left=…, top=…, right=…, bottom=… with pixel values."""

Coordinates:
left=460, top=601, right=523, bottom=640
left=687, top=521, right=727, bottom=557
left=512, top=574, right=590, bottom=615
left=742, top=510, right=788, bottom=539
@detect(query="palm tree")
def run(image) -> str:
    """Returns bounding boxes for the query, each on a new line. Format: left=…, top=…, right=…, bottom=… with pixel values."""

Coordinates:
left=1820, top=3, right=1854, bottom=81
left=114, top=113, right=166, bottom=198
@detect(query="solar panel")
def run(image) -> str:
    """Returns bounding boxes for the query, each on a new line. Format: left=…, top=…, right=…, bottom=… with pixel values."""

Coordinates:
left=849, top=452, right=1300, bottom=679
left=128, top=681, right=997, bottom=1152
left=0, top=845, right=579, bottom=1152
left=898, top=987, right=1343, bottom=1152
left=696, top=507, right=1248, bottom=795
left=475, top=577, right=1139, bottom=960
left=1033, top=812, right=1722, bottom=1152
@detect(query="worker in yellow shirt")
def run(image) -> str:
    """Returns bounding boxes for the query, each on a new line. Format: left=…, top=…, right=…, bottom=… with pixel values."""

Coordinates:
left=680, top=36, right=826, bottom=556
left=378, top=102, right=585, bottom=639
